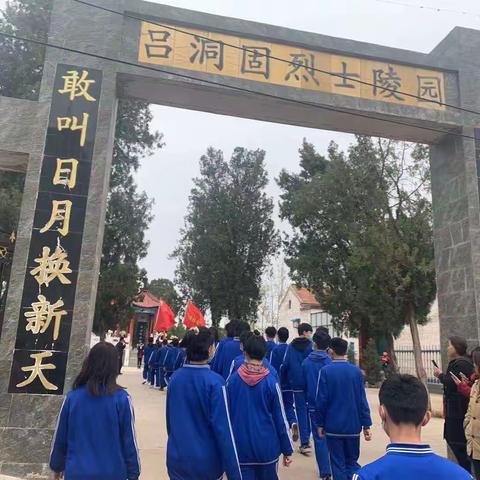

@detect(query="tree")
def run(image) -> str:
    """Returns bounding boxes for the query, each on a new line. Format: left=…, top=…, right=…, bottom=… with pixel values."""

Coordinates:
left=257, top=254, right=289, bottom=330
left=0, top=0, right=50, bottom=101
left=363, top=338, right=382, bottom=385
left=148, top=278, right=182, bottom=316
left=173, top=147, right=279, bottom=326
left=0, top=1, right=163, bottom=335
left=93, top=99, right=162, bottom=334
left=278, top=137, right=436, bottom=385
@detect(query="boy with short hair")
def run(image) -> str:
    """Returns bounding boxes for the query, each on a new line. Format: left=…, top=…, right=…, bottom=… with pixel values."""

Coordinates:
left=213, top=321, right=250, bottom=380
left=228, top=331, right=278, bottom=380
left=316, top=337, right=372, bottom=480
left=265, top=326, right=277, bottom=362
left=353, top=374, right=472, bottom=480
left=282, top=322, right=313, bottom=454
left=271, top=327, right=297, bottom=439
left=302, top=329, right=332, bottom=479
left=227, top=335, right=293, bottom=479
left=166, top=328, right=242, bottom=480
left=211, top=321, right=235, bottom=370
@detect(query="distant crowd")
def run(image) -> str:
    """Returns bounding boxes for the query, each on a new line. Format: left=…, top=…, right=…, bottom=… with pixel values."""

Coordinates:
left=46, top=320, right=475, bottom=480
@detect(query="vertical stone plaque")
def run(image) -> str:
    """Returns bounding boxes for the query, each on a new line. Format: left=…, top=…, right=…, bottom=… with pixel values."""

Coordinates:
left=8, top=64, right=102, bottom=395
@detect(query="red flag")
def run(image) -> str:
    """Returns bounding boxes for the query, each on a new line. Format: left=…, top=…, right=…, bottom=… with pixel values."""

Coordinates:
left=183, top=300, right=206, bottom=328
left=154, top=299, right=176, bottom=332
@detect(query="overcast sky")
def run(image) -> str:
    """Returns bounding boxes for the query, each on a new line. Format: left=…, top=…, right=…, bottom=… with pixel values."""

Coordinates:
left=135, top=0, right=480, bottom=282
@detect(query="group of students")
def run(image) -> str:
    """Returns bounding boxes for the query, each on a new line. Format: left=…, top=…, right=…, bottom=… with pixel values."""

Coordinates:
left=141, top=335, right=185, bottom=389
left=47, top=324, right=473, bottom=480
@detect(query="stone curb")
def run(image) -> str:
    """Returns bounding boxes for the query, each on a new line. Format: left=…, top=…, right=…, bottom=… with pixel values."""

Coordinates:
left=0, top=476, right=23, bottom=480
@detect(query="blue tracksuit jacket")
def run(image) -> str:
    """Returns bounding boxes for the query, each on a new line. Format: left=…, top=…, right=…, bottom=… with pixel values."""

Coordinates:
left=271, top=342, right=290, bottom=389
left=211, top=336, right=234, bottom=372
left=148, top=345, right=161, bottom=368
left=266, top=340, right=276, bottom=363
left=302, top=350, right=332, bottom=408
left=143, top=344, right=154, bottom=367
left=282, top=337, right=312, bottom=391
left=227, top=370, right=294, bottom=465
left=316, top=360, right=372, bottom=436
left=353, top=443, right=473, bottom=480
left=49, top=386, right=140, bottom=480
left=166, top=364, right=242, bottom=480
left=212, top=338, right=243, bottom=380
left=228, top=353, right=278, bottom=380
left=164, top=346, right=183, bottom=373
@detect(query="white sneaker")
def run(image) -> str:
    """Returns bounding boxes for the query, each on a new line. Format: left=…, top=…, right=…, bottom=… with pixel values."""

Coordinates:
left=299, top=444, right=312, bottom=455
left=291, top=423, right=299, bottom=442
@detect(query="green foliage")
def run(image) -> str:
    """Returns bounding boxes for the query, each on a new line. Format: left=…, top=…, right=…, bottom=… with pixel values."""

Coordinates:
left=347, top=342, right=356, bottom=365
left=148, top=278, right=182, bottom=315
left=168, top=323, right=186, bottom=339
left=0, top=171, right=24, bottom=236
left=0, top=0, right=51, bottom=100
left=363, top=338, right=382, bottom=385
left=173, top=147, right=279, bottom=326
left=278, top=137, right=436, bottom=347
left=94, top=100, right=163, bottom=333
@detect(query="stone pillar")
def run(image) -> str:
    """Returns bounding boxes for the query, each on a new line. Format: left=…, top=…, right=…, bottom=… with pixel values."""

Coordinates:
left=0, top=1, right=122, bottom=477
left=430, top=28, right=480, bottom=364
left=431, top=132, right=479, bottom=361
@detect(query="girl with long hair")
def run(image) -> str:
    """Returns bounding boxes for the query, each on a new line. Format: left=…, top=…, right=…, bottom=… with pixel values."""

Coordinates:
left=50, top=342, right=140, bottom=480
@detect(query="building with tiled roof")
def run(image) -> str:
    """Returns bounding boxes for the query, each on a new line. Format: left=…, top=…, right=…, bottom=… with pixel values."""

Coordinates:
left=278, top=285, right=358, bottom=357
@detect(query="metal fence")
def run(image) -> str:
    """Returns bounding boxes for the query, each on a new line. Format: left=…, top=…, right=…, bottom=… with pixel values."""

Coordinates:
left=394, top=347, right=442, bottom=384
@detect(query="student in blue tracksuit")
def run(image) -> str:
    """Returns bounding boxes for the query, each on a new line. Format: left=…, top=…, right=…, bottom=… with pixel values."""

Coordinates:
left=156, top=339, right=169, bottom=390
left=164, top=337, right=183, bottom=385
left=353, top=374, right=472, bottom=480
left=142, top=337, right=154, bottom=384
left=228, top=330, right=278, bottom=380
left=271, top=327, right=297, bottom=439
left=265, top=326, right=277, bottom=363
left=166, top=328, right=242, bottom=480
left=282, top=322, right=313, bottom=454
left=211, top=321, right=235, bottom=370
left=213, top=321, right=250, bottom=380
left=50, top=342, right=140, bottom=480
left=316, top=337, right=372, bottom=480
left=148, top=340, right=161, bottom=386
left=227, top=334, right=294, bottom=479
left=302, top=329, right=332, bottom=479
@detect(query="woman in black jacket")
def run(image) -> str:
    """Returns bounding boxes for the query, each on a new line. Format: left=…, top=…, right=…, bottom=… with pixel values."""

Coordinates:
left=434, top=336, right=474, bottom=472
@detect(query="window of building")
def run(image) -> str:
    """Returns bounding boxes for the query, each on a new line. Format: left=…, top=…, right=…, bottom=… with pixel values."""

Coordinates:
left=310, top=311, right=336, bottom=337
left=288, top=299, right=291, bottom=309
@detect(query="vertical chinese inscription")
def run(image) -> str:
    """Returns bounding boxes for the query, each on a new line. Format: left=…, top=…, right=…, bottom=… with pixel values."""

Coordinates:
left=8, top=64, right=102, bottom=394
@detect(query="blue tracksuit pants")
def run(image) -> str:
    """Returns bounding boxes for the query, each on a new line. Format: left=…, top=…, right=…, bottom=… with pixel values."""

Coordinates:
left=148, top=367, right=156, bottom=385
left=142, top=363, right=149, bottom=380
left=156, top=368, right=167, bottom=388
left=241, top=462, right=278, bottom=480
left=282, top=390, right=296, bottom=427
left=309, top=411, right=331, bottom=477
left=326, top=436, right=360, bottom=480
left=293, top=391, right=310, bottom=446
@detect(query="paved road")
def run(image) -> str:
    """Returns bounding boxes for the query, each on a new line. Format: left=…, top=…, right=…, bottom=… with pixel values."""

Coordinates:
left=121, top=367, right=447, bottom=479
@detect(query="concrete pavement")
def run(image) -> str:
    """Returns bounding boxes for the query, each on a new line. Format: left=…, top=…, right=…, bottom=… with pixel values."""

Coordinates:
left=121, top=367, right=447, bottom=479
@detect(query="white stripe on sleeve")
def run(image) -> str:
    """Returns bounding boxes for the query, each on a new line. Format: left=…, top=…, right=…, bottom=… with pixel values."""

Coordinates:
left=275, top=382, right=294, bottom=450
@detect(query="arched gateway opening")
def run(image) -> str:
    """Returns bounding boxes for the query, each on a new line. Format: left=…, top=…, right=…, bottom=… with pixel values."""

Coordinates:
left=0, top=0, right=478, bottom=476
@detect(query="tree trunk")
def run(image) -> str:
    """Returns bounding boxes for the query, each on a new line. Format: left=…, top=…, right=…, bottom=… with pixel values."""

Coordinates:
left=406, top=302, right=428, bottom=387
left=386, top=332, right=398, bottom=373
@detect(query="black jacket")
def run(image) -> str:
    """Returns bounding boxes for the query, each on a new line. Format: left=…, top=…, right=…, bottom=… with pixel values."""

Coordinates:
left=440, top=356, right=474, bottom=443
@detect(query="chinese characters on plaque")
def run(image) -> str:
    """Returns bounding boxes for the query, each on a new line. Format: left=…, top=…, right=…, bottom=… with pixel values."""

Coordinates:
left=8, top=64, right=102, bottom=394
left=138, top=22, right=445, bottom=110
